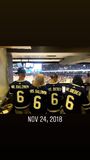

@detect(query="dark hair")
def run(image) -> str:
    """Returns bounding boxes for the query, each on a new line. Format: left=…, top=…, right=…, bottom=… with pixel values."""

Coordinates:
left=73, top=75, right=83, bottom=86
left=50, top=73, right=58, bottom=79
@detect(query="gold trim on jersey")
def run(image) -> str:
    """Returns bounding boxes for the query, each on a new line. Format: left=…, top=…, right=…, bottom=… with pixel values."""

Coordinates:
left=17, top=80, right=25, bottom=82
left=47, top=108, right=60, bottom=113
left=15, top=104, right=29, bottom=110
left=15, top=108, right=30, bottom=114
left=83, top=103, right=90, bottom=107
left=83, top=107, right=90, bottom=110
left=72, top=83, right=84, bottom=88
left=82, top=102, right=90, bottom=110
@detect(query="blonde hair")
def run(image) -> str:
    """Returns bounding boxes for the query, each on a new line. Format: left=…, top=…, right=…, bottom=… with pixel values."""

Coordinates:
left=33, top=74, right=45, bottom=87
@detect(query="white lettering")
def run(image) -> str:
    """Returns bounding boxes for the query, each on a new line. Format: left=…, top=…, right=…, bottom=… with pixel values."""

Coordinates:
left=28, top=116, right=38, bottom=122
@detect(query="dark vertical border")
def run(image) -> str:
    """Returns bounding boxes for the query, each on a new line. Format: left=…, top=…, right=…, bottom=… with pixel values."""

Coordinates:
left=0, top=0, right=90, bottom=151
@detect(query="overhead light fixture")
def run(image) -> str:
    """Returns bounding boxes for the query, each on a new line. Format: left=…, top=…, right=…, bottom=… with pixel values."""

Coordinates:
left=42, top=69, right=90, bottom=73
left=13, top=59, right=29, bottom=62
left=13, top=59, right=21, bottom=62
left=13, top=59, right=60, bottom=62
left=28, top=59, right=60, bottom=62
left=8, top=46, right=32, bottom=49
left=21, top=59, right=29, bottom=62
left=13, top=59, right=61, bottom=62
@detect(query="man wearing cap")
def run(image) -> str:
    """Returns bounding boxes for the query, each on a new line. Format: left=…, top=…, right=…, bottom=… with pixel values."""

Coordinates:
left=6, top=67, right=32, bottom=114
left=61, top=75, right=90, bottom=114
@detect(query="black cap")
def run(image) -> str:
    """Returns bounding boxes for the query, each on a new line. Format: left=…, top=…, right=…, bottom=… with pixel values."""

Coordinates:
left=15, top=67, right=26, bottom=74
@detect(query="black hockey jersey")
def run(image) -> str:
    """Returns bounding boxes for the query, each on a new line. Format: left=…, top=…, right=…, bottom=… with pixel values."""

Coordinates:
left=29, top=85, right=47, bottom=115
left=8, top=80, right=31, bottom=110
left=62, top=83, right=90, bottom=114
left=46, top=82, right=63, bottom=112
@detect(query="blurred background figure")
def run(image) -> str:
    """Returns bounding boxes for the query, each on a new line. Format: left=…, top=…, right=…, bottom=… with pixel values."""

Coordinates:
left=86, top=72, right=90, bottom=84
left=85, top=72, right=90, bottom=102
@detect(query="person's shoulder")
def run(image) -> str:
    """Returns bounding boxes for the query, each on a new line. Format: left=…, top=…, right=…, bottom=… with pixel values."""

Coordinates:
left=45, top=83, right=55, bottom=89
left=9, top=81, right=17, bottom=85
left=45, top=83, right=50, bottom=87
left=24, top=80, right=32, bottom=85
left=61, top=83, right=69, bottom=87
left=41, top=84, right=47, bottom=88
left=71, top=83, right=85, bottom=91
left=24, top=80, right=30, bottom=83
left=57, top=82, right=63, bottom=86
left=37, top=84, right=47, bottom=90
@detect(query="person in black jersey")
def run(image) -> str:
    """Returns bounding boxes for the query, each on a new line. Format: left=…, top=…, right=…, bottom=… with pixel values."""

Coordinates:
left=29, top=74, right=47, bottom=115
left=62, top=75, right=90, bottom=114
left=46, top=73, right=63, bottom=115
left=6, top=67, right=32, bottom=114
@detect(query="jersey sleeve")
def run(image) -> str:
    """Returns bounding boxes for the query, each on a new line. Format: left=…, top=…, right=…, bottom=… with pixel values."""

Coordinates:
left=6, top=83, right=14, bottom=100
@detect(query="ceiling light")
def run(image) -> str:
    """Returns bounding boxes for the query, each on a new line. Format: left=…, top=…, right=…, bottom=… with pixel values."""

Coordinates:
left=28, top=59, right=60, bottom=62
left=8, top=46, right=32, bottom=49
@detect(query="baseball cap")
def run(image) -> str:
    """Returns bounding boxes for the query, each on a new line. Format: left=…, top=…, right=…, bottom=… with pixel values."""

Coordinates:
left=15, top=67, right=26, bottom=74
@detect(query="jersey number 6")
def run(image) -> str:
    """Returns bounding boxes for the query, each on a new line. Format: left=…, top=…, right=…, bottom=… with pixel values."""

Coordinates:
left=17, top=91, right=24, bottom=103
left=66, top=95, right=74, bottom=110
left=34, top=96, right=41, bottom=109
